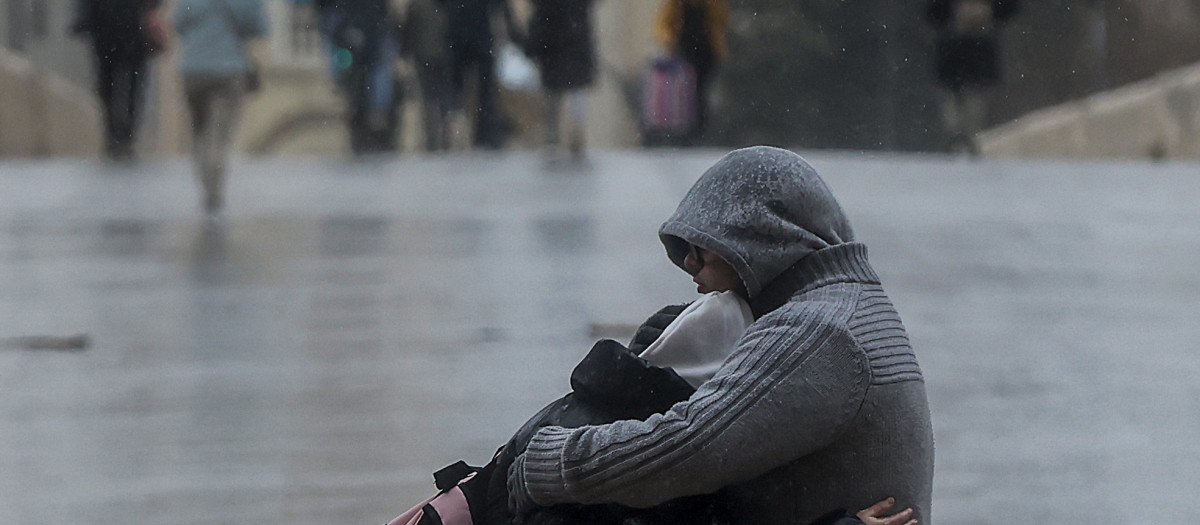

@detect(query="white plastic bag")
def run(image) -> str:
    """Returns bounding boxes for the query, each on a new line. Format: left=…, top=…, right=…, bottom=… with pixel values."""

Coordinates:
left=495, top=42, right=541, bottom=92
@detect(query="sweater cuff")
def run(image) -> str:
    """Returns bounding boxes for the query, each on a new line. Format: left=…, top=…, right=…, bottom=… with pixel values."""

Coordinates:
left=506, top=453, right=535, bottom=515
left=514, top=426, right=576, bottom=507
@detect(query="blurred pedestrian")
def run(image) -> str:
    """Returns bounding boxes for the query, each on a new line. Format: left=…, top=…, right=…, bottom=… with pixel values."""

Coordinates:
left=525, top=0, right=598, bottom=164
left=173, top=0, right=267, bottom=218
left=401, top=0, right=453, bottom=152
left=654, top=0, right=729, bottom=142
left=71, top=0, right=167, bottom=161
left=445, top=0, right=514, bottom=150
left=316, top=0, right=403, bottom=155
left=927, top=0, right=1020, bottom=154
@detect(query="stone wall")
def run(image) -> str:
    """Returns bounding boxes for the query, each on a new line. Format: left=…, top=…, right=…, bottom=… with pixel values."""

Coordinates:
left=0, top=50, right=101, bottom=158
left=979, top=63, right=1200, bottom=160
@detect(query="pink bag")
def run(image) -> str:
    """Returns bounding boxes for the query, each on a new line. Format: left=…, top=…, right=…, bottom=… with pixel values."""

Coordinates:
left=385, top=484, right=474, bottom=525
left=642, top=56, right=698, bottom=136
left=384, top=461, right=480, bottom=525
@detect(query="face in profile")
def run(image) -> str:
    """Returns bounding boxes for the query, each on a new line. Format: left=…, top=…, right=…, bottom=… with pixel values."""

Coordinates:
left=683, top=245, right=747, bottom=298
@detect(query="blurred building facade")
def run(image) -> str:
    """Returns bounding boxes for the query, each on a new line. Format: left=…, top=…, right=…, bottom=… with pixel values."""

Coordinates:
left=2, top=0, right=1200, bottom=158
left=0, top=1, right=92, bottom=86
left=0, top=0, right=663, bottom=158
left=712, top=0, right=1200, bottom=153
left=0, top=0, right=100, bottom=156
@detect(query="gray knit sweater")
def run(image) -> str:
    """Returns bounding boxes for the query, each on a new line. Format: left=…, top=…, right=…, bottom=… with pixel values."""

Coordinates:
left=509, top=147, right=934, bottom=524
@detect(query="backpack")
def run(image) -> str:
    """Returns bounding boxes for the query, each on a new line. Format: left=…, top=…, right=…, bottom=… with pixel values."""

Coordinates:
left=385, top=460, right=493, bottom=525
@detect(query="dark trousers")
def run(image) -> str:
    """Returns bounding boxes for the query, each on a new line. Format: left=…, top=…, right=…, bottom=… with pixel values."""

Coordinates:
left=184, top=74, right=245, bottom=213
left=450, top=41, right=504, bottom=149
left=346, top=19, right=400, bottom=154
left=682, top=48, right=716, bottom=140
left=417, top=64, right=453, bottom=152
left=320, top=9, right=401, bottom=155
left=93, top=44, right=148, bottom=160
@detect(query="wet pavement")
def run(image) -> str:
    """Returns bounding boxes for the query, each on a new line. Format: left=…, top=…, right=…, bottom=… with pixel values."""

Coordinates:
left=1, top=150, right=1198, bottom=525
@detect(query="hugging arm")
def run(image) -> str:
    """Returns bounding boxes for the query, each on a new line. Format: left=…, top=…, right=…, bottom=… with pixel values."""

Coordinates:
left=509, top=316, right=869, bottom=510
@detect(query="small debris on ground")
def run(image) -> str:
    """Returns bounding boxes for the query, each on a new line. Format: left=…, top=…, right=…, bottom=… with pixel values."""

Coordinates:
left=0, top=334, right=91, bottom=352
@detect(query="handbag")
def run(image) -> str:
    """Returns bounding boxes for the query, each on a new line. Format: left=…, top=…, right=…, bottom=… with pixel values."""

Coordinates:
left=140, top=4, right=174, bottom=54
left=214, top=0, right=261, bottom=92
left=642, top=55, right=698, bottom=134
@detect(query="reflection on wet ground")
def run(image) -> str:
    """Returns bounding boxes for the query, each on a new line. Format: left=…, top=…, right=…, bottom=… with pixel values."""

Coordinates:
left=1, top=151, right=1199, bottom=524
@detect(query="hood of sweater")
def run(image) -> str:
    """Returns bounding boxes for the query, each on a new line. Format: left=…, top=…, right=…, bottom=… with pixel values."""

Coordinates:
left=659, top=146, right=855, bottom=302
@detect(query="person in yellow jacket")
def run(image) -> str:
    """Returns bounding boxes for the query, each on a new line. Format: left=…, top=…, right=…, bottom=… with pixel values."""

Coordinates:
left=655, top=0, right=730, bottom=139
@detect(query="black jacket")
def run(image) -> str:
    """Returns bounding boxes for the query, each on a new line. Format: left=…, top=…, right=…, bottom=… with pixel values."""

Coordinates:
left=424, top=304, right=727, bottom=525
left=487, top=336, right=727, bottom=525
left=432, top=304, right=866, bottom=525
left=525, top=0, right=598, bottom=92
left=73, top=0, right=161, bottom=55
left=926, top=0, right=1020, bottom=89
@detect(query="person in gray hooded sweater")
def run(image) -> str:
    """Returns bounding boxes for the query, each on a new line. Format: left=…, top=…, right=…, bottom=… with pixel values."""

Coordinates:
left=507, top=146, right=935, bottom=524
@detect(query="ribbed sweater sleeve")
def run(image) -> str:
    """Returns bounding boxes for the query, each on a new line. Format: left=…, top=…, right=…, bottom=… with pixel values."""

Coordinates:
left=511, top=297, right=870, bottom=509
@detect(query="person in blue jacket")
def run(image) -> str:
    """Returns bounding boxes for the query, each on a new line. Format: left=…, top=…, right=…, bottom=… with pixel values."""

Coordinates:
left=173, top=0, right=268, bottom=218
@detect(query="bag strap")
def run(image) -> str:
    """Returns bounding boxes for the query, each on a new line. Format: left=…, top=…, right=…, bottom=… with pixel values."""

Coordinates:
left=433, top=460, right=477, bottom=491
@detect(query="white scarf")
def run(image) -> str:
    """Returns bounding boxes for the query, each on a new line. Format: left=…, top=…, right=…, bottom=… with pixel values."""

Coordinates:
left=637, top=291, right=753, bottom=388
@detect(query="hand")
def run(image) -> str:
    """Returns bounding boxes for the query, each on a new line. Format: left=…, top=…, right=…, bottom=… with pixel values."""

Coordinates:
left=856, top=498, right=917, bottom=525
left=506, top=453, right=536, bottom=517
left=627, top=303, right=688, bottom=353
